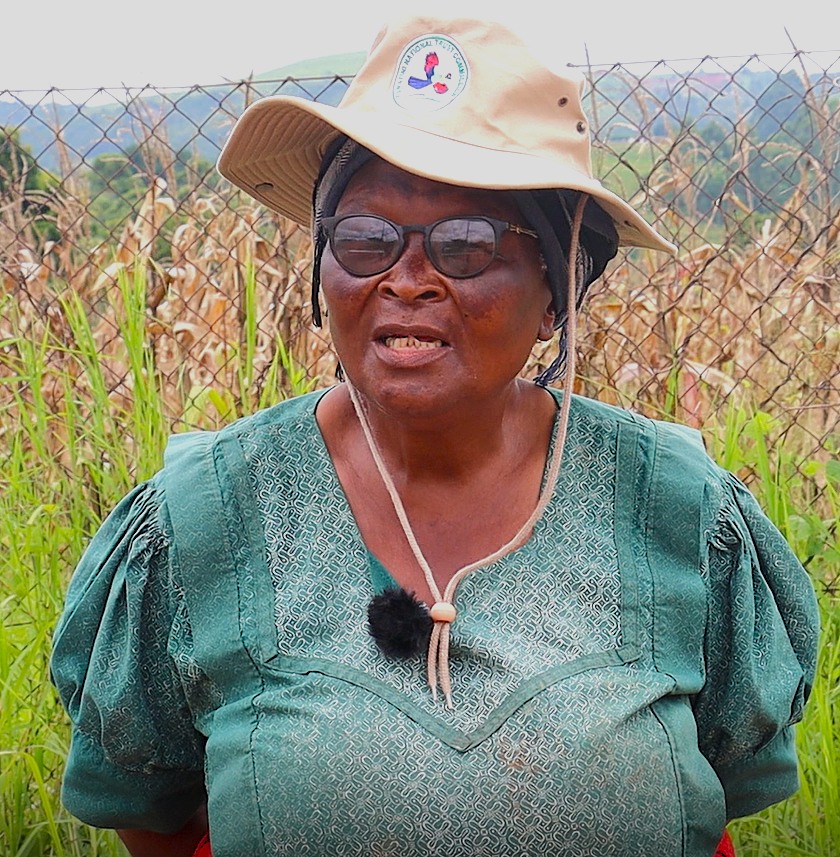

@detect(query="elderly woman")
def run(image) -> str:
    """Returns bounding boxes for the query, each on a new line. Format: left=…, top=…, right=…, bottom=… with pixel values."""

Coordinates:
left=51, top=14, right=818, bottom=857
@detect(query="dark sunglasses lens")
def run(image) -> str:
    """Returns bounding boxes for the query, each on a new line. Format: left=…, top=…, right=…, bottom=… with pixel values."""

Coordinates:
left=331, top=216, right=401, bottom=275
left=429, top=218, right=496, bottom=277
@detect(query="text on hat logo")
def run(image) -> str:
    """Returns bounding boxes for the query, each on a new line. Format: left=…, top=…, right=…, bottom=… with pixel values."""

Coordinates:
left=392, top=34, right=469, bottom=112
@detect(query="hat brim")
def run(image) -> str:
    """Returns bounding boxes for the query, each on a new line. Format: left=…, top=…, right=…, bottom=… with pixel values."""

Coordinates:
left=218, top=95, right=676, bottom=255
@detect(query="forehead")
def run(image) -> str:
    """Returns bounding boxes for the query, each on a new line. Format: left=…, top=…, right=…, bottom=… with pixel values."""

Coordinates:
left=336, top=157, right=522, bottom=222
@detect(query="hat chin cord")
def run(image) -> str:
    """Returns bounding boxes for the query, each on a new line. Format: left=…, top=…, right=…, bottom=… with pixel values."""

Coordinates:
left=347, top=194, right=587, bottom=707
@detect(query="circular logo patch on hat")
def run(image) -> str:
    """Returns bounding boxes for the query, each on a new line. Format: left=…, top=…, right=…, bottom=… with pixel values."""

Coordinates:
left=392, top=34, right=469, bottom=112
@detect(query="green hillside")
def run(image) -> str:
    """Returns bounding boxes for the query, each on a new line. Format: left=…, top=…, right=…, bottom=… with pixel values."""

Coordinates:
left=257, top=51, right=366, bottom=80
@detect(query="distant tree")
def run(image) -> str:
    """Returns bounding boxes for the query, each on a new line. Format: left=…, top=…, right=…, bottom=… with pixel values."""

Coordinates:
left=86, top=150, right=149, bottom=238
left=86, top=145, right=218, bottom=253
left=0, top=127, right=60, bottom=244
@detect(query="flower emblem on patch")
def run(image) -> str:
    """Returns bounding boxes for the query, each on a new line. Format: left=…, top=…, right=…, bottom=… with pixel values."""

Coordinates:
left=392, top=34, right=469, bottom=112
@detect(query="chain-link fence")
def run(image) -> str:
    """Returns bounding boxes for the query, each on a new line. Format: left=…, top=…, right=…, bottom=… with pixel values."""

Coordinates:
left=2, top=53, right=838, bottom=857
left=2, top=52, right=838, bottom=534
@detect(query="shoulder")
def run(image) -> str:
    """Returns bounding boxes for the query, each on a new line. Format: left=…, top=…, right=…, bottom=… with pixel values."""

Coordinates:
left=545, top=388, right=650, bottom=430
left=159, top=389, right=333, bottom=549
left=549, top=389, right=712, bottom=466
left=576, top=393, right=706, bottom=452
left=163, top=388, right=329, bottom=470
left=224, top=388, right=330, bottom=438
left=546, top=387, right=693, bottom=438
left=548, top=391, right=735, bottom=529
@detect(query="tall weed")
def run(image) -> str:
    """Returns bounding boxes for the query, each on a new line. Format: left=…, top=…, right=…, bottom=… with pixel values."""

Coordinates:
left=0, top=260, right=312, bottom=856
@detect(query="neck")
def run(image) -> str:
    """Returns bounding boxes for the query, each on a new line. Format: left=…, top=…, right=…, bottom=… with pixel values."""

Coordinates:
left=347, top=379, right=553, bottom=484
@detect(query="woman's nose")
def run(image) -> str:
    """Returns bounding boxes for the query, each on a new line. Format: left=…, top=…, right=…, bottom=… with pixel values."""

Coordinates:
left=377, top=235, right=447, bottom=302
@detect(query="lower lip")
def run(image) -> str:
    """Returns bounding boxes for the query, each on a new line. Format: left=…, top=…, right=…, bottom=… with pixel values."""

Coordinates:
left=372, top=339, right=450, bottom=367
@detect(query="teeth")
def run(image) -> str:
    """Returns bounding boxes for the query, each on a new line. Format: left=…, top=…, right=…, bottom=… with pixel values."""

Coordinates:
left=384, top=335, right=444, bottom=349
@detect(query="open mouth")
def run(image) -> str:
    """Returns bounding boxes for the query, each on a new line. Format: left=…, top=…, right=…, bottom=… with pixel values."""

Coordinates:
left=382, top=335, right=446, bottom=350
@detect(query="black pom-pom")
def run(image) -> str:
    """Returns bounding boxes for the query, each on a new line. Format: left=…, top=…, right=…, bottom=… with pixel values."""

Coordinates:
left=368, top=587, right=433, bottom=658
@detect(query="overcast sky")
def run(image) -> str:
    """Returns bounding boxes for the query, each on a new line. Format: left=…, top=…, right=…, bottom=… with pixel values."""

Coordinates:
left=3, top=0, right=837, bottom=92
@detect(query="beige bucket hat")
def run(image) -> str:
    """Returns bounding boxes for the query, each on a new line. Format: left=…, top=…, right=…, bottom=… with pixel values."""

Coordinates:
left=218, top=15, right=675, bottom=255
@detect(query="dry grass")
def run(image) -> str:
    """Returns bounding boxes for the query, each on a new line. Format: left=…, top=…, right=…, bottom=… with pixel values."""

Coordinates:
left=1, top=179, right=335, bottom=438
left=1, top=126, right=837, bottom=481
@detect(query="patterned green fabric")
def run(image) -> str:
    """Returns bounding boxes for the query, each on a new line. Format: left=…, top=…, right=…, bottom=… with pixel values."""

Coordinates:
left=51, top=389, right=819, bottom=857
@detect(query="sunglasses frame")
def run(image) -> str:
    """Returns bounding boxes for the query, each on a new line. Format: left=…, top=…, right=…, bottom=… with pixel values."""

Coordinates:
left=320, top=214, right=539, bottom=279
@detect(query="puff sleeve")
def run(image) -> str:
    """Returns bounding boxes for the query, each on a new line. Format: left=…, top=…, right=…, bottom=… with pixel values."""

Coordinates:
left=50, top=478, right=207, bottom=833
left=694, top=471, right=820, bottom=821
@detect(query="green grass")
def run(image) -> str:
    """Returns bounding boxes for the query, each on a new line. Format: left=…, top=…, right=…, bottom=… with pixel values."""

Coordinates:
left=0, top=263, right=314, bottom=855
left=704, top=407, right=840, bottom=854
left=0, top=271, right=837, bottom=855
left=729, top=595, right=840, bottom=855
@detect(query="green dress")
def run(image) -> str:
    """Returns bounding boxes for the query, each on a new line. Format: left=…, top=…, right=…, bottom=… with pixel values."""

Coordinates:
left=50, top=389, right=819, bottom=857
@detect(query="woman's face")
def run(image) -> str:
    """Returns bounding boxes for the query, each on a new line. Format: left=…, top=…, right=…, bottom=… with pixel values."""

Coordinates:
left=320, top=158, right=555, bottom=418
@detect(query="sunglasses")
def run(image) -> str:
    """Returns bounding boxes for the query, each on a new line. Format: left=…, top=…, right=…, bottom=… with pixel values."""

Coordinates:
left=320, top=214, right=539, bottom=279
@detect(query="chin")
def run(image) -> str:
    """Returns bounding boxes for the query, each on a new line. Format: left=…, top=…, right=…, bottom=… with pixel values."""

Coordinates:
left=350, top=371, right=525, bottom=424
left=345, top=369, right=449, bottom=413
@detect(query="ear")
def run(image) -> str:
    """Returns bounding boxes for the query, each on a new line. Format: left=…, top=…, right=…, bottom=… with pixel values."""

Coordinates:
left=537, top=303, right=556, bottom=342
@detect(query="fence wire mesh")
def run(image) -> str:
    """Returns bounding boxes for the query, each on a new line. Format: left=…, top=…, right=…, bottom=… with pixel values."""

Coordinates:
left=1, top=53, right=838, bottom=576
left=2, top=54, right=838, bottom=857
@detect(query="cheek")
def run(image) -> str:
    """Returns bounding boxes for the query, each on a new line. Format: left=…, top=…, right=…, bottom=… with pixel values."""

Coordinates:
left=461, top=275, right=551, bottom=332
left=319, top=254, right=366, bottom=314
